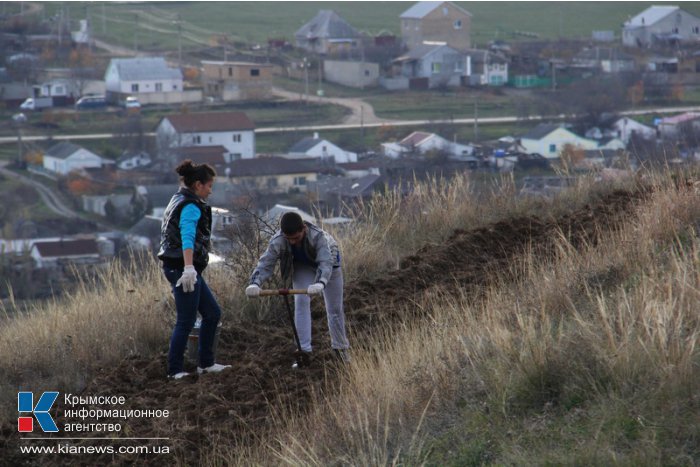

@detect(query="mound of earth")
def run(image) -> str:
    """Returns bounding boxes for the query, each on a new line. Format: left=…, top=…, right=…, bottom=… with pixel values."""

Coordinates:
left=2, top=186, right=650, bottom=466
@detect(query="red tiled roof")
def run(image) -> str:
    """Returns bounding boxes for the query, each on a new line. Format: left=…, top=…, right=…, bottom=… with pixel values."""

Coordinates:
left=163, top=112, right=255, bottom=133
left=32, top=239, right=99, bottom=258
left=176, top=146, right=227, bottom=166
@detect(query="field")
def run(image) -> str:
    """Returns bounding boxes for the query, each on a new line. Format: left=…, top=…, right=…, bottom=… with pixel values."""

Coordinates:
left=36, top=2, right=700, bottom=53
left=1, top=168, right=699, bottom=465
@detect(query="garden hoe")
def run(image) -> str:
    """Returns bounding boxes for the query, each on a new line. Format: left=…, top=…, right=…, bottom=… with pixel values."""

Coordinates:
left=260, top=289, right=311, bottom=368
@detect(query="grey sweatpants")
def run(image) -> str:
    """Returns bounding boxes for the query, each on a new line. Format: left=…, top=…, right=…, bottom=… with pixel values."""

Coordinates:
left=292, top=263, right=349, bottom=352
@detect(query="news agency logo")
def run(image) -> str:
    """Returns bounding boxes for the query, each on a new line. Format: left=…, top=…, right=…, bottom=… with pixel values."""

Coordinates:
left=18, top=392, right=59, bottom=433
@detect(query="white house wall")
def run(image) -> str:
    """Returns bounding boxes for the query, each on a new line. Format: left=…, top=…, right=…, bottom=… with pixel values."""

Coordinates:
left=43, top=150, right=102, bottom=175
left=486, top=63, right=508, bottom=85
left=156, top=119, right=178, bottom=153
left=105, top=63, right=120, bottom=93
left=305, top=142, right=358, bottom=163
left=156, top=120, right=255, bottom=159
left=521, top=128, right=599, bottom=159
left=105, top=62, right=183, bottom=95
left=116, top=79, right=182, bottom=95
left=409, top=46, right=463, bottom=88
left=323, top=61, right=380, bottom=88
left=417, top=135, right=448, bottom=153
left=180, top=131, right=255, bottom=159
left=613, top=118, right=657, bottom=143
left=624, top=9, right=700, bottom=46
left=600, top=138, right=626, bottom=150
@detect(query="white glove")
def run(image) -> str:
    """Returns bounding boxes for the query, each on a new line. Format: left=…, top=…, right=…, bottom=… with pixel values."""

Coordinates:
left=176, top=266, right=197, bottom=293
left=245, top=284, right=261, bottom=297
left=307, top=283, right=325, bottom=295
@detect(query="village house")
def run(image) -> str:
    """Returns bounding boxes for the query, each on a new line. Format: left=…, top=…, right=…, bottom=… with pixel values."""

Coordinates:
left=30, top=238, right=102, bottom=269
left=31, top=78, right=79, bottom=104
left=657, top=112, right=700, bottom=139
left=309, top=173, right=384, bottom=212
left=622, top=5, right=700, bottom=48
left=381, top=131, right=474, bottom=159
left=286, top=132, right=358, bottom=163
left=264, top=204, right=316, bottom=225
left=337, top=161, right=382, bottom=178
left=105, top=57, right=200, bottom=105
left=124, top=215, right=162, bottom=254
left=323, top=60, right=380, bottom=88
left=42, top=141, right=105, bottom=175
left=117, top=151, right=151, bottom=170
left=400, top=1, right=472, bottom=51
left=173, top=146, right=227, bottom=169
left=519, top=124, right=601, bottom=159
left=228, top=157, right=320, bottom=193
left=610, top=117, right=657, bottom=144
left=571, top=47, right=636, bottom=74
left=201, top=61, right=273, bottom=101
left=0, top=66, right=34, bottom=107
left=391, top=43, right=464, bottom=89
left=156, top=111, right=256, bottom=161
left=463, top=49, right=509, bottom=86
left=133, top=184, right=177, bottom=218
left=295, top=10, right=361, bottom=55
left=82, top=193, right=133, bottom=218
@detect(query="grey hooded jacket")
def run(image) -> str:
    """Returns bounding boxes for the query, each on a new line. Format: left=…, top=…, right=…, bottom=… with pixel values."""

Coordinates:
left=249, top=221, right=341, bottom=287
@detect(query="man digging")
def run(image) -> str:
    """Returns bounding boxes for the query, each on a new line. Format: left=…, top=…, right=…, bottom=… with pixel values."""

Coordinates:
left=245, top=212, right=350, bottom=368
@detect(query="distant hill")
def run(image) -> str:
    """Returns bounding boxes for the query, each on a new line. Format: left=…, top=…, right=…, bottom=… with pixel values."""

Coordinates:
left=39, top=2, right=700, bottom=52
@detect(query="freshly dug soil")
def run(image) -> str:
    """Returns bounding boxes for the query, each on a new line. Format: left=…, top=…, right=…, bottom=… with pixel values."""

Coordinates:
left=1, top=186, right=650, bottom=466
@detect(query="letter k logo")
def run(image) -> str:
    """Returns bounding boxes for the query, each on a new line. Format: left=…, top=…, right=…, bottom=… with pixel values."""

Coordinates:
left=18, top=392, right=59, bottom=432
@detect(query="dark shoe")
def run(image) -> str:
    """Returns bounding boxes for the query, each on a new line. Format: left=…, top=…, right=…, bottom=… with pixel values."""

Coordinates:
left=333, top=348, right=351, bottom=363
left=292, top=351, right=312, bottom=369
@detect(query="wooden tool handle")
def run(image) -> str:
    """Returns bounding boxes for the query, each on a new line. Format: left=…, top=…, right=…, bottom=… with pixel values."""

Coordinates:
left=259, top=289, right=309, bottom=296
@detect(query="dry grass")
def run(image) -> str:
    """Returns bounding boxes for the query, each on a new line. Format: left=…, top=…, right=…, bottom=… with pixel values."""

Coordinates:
left=0, top=168, right=677, bottom=463
left=0, top=258, right=171, bottom=421
left=221, top=172, right=700, bottom=465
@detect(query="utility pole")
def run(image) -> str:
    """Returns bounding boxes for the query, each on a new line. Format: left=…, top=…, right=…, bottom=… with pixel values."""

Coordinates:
left=317, top=56, right=323, bottom=98
left=15, top=123, right=23, bottom=167
left=303, top=57, right=309, bottom=103
left=177, top=14, right=182, bottom=66
left=360, top=105, right=364, bottom=138
left=473, top=94, right=479, bottom=140
left=85, top=5, right=93, bottom=53
left=102, top=3, right=106, bottom=34
left=57, top=8, right=63, bottom=46
left=133, top=13, right=138, bottom=53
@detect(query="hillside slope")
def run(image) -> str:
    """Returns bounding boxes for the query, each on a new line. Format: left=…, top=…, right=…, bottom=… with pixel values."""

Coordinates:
left=1, top=183, right=652, bottom=466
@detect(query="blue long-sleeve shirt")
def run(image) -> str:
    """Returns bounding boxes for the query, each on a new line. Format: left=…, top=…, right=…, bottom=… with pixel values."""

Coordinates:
left=179, top=203, right=201, bottom=250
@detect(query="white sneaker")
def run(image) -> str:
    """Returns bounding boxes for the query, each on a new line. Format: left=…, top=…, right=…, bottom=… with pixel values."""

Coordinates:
left=197, top=363, right=231, bottom=374
left=168, top=371, right=190, bottom=380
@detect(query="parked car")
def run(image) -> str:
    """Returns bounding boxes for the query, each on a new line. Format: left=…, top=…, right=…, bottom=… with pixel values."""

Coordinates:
left=75, top=95, right=107, bottom=110
left=123, top=96, right=141, bottom=109
left=19, top=97, right=53, bottom=111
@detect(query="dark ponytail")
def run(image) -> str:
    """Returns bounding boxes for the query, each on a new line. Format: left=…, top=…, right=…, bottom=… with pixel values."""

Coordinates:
left=175, top=159, right=216, bottom=188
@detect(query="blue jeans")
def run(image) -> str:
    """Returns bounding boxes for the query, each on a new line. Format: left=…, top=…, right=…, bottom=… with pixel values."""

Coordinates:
left=163, top=266, right=221, bottom=375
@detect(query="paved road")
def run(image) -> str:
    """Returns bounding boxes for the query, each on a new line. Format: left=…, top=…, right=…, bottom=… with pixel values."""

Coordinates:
left=2, top=106, right=700, bottom=144
left=271, top=87, right=388, bottom=125
left=0, top=163, right=79, bottom=219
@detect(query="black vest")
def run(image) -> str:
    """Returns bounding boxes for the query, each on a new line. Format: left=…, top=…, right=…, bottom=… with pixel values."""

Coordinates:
left=157, top=187, right=212, bottom=271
